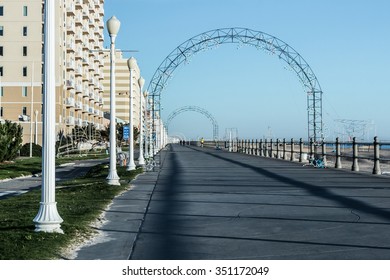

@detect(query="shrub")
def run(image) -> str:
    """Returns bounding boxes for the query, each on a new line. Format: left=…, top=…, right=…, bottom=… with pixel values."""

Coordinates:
left=20, top=143, right=42, bottom=157
left=0, top=121, right=23, bottom=162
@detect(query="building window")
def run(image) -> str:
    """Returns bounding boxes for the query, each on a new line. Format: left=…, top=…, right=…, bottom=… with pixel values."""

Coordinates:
left=23, top=66, right=27, bottom=77
left=0, top=66, right=3, bottom=76
left=22, top=107, right=27, bottom=116
left=22, top=86, right=28, bottom=97
left=0, top=107, right=3, bottom=118
left=23, top=26, right=27, bottom=36
left=23, top=6, right=28, bottom=16
left=0, top=6, right=4, bottom=16
left=23, top=46, right=27, bottom=56
left=0, top=46, right=3, bottom=56
left=0, top=26, right=3, bottom=36
left=0, top=86, right=3, bottom=97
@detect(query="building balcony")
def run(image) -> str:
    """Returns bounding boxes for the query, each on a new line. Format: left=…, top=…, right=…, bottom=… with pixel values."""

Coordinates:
left=66, top=42, right=76, bottom=52
left=75, top=118, right=83, bottom=126
left=83, top=89, right=89, bottom=98
left=82, top=11, right=90, bottom=19
left=82, top=57, right=90, bottom=66
left=66, top=79, right=75, bottom=89
left=75, top=83, right=83, bottom=93
left=89, top=92, right=95, bottom=100
left=75, top=0, right=83, bottom=8
left=75, top=101, right=83, bottom=110
left=65, top=97, right=75, bottom=108
left=88, top=107, right=94, bottom=115
left=66, top=4, right=75, bottom=15
left=67, top=22, right=76, bottom=34
left=75, top=15, right=83, bottom=25
left=83, top=104, right=89, bottom=113
left=75, top=33, right=83, bottom=42
left=82, top=26, right=89, bottom=35
left=66, top=61, right=75, bottom=70
left=66, top=116, right=75, bottom=126
left=75, top=66, right=83, bottom=76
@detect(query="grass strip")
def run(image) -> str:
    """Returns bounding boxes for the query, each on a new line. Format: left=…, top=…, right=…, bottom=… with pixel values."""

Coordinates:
left=0, top=153, right=109, bottom=180
left=0, top=164, right=143, bottom=260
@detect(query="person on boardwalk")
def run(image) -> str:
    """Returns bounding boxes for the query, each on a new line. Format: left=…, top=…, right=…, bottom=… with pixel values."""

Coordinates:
left=200, top=137, right=204, bottom=147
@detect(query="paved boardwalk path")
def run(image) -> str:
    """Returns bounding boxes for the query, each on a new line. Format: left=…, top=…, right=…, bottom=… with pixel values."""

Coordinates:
left=75, top=144, right=390, bottom=260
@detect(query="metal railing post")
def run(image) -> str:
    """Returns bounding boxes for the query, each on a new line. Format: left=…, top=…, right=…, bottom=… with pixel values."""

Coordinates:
left=276, top=139, right=280, bottom=159
left=299, top=138, right=303, bottom=162
left=270, top=139, right=273, bottom=158
left=321, top=141, right=327, bottom=167
left=335, top=137, right=342, bottom=169
left=283, top=138, right=287, bottom=160
left=352, top=137, right=359, bottom=172
left=373, top=136, right=381, bottom=175
left=260, top=139, right=264, bottom=157
left=264, top=139, right=268, bottom=157
left=290, top=138, right=294, bottom=161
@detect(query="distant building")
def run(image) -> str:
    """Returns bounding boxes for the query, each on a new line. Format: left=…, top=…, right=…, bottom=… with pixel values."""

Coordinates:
left=0, top=0, right=105, bottom=145
left=102, top=51, right=143, bottom=129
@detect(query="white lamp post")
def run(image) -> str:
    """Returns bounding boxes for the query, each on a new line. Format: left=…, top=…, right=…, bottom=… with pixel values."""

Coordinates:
left=148, top=98, right=153, bottom=158
left=106, top=16, right=121, bottom=185
left=33, top=0, right=63, bottom=233
left=143, top=91, right=149, bottom=159
left=137, top=78, right=145, bottom=166
left=126, top=57, right=137, bottom=171
left=34, top=110, right=38, bottom=144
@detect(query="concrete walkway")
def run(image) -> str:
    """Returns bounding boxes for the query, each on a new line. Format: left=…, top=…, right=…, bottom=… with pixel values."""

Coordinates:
left=74, top=144, right=390, bottom=260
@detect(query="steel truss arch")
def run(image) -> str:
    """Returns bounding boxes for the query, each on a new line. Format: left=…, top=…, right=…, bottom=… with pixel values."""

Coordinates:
left=166, top=106, right=219, bottom=140
left=148, top=27, right=323, bottom=141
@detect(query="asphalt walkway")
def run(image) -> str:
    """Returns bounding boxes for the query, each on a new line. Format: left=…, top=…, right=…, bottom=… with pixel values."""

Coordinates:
left=74, top=144, right=390, bottom=260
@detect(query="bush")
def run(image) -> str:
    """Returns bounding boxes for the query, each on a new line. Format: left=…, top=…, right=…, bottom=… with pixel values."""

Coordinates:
left=20, top=143, right=42, bottom=157
left=0, top=121, right=23, bottom=162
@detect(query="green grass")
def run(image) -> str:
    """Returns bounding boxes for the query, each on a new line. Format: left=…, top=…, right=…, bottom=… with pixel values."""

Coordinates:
left=0, top=153, right=109, bottom=180
left=0, top=164, right=143, bottom=260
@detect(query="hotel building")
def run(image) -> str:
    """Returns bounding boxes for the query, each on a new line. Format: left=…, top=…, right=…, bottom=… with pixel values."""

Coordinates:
left=0, top=0, right=106, bottom=145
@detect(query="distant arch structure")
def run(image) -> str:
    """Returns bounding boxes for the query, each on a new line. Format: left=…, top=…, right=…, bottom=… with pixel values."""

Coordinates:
left=166, top=106, right=219, bottom=140
left=148, top=27, right=324, bottom=141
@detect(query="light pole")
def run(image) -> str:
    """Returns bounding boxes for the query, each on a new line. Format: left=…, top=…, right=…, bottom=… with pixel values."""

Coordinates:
left=137, top=78, right=145, bottom=165
left=148, top=97, right=153, bottom=158
left=33, top=0, right=63, bottom=233
left=106, top=16, right=121, bottom=185
left=34, top=110, right=38, bottom=144
left=143, top=91, right=149, bottom=159
left=126, top=57, right=137, bottom=171
left=29, top=61, right=34, bottom=157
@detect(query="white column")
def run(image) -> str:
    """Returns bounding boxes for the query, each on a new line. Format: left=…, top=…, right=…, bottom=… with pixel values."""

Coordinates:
left=106, top=16, right=121, bottom=185
left=144, top=91, right=149, bottom=159
left=137, top=78, right=145, bottom=165
left=33, top=0, right=63, bottom=233
left=127, top=58, right=136, bottom=171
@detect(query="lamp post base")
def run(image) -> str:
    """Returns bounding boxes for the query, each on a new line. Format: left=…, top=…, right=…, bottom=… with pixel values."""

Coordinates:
left=106, top=171, right=120, bottom=186
left=126, top=162, right=136, bottom=171
left=33, top=202, right=63, bottom=233
left=138, top=156, right=145, bottom=166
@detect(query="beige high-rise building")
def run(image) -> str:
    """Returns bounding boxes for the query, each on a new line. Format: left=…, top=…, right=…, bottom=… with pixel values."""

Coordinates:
left=102, top=52, right=143, bottom=128
left=0, top=0, right=105, bottom=145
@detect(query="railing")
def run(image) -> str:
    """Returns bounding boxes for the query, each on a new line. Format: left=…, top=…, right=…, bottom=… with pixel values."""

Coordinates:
left=193, top=137, right=390, bottom=175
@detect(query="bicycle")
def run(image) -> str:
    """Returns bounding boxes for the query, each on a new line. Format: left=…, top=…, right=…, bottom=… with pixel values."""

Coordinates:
left=304, top=156, right=325, bottom=168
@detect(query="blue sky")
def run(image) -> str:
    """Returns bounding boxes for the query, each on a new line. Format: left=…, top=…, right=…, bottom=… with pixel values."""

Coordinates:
left=103, top=0, right=390, bottom=141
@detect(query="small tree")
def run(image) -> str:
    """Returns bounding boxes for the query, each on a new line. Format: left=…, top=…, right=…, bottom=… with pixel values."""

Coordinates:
left=0, top=121, right=23, bottom=162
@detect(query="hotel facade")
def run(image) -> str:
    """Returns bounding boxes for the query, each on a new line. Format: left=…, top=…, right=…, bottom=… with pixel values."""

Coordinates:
left=0, top=0, right=111, bottom=145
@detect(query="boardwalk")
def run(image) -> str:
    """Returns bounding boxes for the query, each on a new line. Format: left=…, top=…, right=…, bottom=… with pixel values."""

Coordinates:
left=75, top=144, right=390, bottom=260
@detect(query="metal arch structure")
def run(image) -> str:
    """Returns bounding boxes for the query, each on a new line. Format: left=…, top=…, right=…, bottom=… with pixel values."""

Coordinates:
left=166, top=106, right=219, bottom=140
left=147, top=27, right=324, bottom=142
